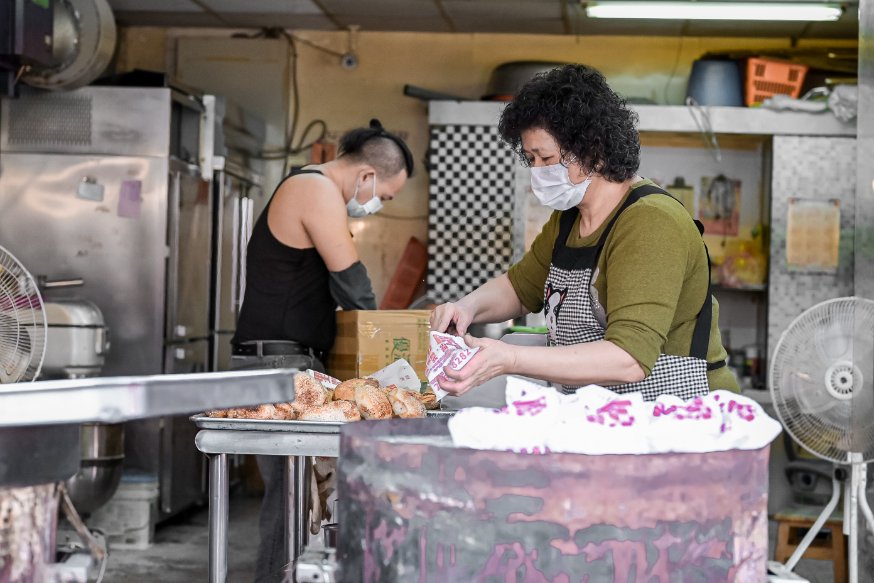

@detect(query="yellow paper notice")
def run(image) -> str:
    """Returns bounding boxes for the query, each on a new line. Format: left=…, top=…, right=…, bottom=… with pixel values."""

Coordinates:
left=786, top=198, right=841, bottom=272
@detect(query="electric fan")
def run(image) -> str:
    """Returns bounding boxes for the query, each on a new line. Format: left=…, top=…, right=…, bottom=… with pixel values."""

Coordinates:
left=767, top=296, right=874, bottom=583
left=0, top=245, right=46, bottom=383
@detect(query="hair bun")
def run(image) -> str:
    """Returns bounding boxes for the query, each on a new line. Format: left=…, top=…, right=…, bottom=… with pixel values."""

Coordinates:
left=369, top=118, right=384, bottom=130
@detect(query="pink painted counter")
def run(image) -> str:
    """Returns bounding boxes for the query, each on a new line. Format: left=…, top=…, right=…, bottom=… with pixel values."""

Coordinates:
left=337, top=418, right=769, bottom=582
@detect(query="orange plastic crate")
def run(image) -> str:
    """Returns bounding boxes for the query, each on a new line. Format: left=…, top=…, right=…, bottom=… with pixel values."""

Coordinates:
left=745, top=58, right=809, bottom=106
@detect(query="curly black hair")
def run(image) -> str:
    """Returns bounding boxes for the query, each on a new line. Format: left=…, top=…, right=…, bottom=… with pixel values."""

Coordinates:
left=498, top=64, right=640, bottom=183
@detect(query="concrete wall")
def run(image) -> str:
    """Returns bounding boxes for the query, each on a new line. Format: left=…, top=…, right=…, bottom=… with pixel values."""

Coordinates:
left=114, top=27, right=856, bottom=302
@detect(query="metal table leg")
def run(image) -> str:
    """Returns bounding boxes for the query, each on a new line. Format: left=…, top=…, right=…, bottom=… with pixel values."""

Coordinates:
left=285, top=455, right=311, bottom=568
left=208, top=453, right=229, bottom=583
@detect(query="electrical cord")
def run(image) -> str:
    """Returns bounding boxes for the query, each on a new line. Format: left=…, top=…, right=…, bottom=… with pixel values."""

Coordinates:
left=685, top=96, right=722, bottom=163
left=231, top=28, right=329, bottom=169
left=663, top=34, right=685, bottom=105
left=281, top=30, right=299, bottom=178
left=258, top=119, right=327, bottom=159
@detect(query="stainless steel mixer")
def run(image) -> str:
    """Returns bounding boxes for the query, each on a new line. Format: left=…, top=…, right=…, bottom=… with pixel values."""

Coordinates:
left=39, top=289, right=120, bottom=518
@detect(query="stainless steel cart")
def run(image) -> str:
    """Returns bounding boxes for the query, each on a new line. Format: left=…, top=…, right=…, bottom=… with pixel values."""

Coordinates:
left=192, top=411, right=455, bottom=583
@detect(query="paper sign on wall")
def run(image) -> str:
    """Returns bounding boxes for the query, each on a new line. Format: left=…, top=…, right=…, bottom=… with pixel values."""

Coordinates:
left=786, top=198, right=841, bottom=273
left=699, top=175, right=741, bottom=236
left=117, top=180, right=143, bottom=219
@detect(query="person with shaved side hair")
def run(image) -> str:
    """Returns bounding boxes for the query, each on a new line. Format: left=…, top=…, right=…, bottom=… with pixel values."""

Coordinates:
left=230, top=119, right=414, bottom=583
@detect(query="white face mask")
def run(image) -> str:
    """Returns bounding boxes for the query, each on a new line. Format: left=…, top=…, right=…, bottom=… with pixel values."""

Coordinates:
left=346, top=175, right=383, bottom=218
left=529, top=163, right=592, bottom=211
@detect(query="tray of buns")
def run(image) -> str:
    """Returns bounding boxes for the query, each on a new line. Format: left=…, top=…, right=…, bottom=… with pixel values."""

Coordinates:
left=191, top=409, right=453, bottom=433
left=192, top=371, right=453, bottom=433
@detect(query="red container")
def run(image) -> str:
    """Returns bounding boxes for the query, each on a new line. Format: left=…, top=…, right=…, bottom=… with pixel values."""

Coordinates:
left=745, top=57, right=808, bottom=106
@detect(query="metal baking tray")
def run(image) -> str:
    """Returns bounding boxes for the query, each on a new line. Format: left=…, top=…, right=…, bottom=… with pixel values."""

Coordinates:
left=192, top=416, right=343, bottom=433
left=191, top=409, right=455, bottom=433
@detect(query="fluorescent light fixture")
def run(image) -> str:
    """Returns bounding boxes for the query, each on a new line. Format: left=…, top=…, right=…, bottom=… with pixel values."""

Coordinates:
left=585, top=2, right=843, bottom=21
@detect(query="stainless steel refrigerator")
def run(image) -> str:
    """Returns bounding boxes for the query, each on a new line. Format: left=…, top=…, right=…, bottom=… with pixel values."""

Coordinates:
left=210, top=157, right=264, bottom=372
left=0, top=85, right=216, bottom=516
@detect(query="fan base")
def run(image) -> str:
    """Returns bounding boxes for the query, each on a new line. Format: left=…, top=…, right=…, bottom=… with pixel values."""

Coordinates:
left=766, top=561, right=810, bottom=582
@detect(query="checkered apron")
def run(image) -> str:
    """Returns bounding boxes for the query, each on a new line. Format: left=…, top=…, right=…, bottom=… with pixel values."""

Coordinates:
left=544, top=185, right=714, bottom=402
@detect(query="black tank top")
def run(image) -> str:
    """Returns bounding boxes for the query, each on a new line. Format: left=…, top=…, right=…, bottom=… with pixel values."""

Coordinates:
left=232, top=168, right=337, bottom=352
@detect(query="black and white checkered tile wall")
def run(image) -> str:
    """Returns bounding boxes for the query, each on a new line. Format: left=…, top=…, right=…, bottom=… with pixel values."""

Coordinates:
left=427, top=125, right=516, bottom=303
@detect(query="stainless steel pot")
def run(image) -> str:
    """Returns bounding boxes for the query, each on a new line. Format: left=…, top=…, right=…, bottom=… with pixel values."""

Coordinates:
left=64, top=423, right=124, bottom=515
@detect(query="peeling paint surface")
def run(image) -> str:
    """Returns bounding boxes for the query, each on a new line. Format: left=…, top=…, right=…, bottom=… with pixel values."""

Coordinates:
left=338, top=419, right=769, bottom=582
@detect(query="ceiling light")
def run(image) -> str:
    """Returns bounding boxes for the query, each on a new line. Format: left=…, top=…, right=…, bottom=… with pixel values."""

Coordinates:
left=584, top=2, right=843, bottom=21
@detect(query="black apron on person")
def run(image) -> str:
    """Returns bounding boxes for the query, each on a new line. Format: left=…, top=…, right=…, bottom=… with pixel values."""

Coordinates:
left=544, top=184, right=717, bottom=401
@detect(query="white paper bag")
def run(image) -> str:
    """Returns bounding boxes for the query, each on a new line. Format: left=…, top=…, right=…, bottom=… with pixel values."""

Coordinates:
left=368, top=359, right=421, bottom=393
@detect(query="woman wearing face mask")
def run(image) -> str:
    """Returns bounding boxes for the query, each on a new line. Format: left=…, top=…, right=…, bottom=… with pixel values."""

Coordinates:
left=430, top=64, right=738, bottom=400
left=231, top=119, right=413, bottom=583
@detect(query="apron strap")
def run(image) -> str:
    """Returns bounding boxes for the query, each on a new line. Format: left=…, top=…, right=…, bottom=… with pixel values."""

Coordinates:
left=555, top=208, right=579, bottom=255
left=691, top=245, right=714, bottom=362
left=598, top=183, right=717, bottom=363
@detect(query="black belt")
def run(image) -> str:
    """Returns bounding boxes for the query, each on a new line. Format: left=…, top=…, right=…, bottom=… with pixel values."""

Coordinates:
left=232, top=340, right=324, bottom=361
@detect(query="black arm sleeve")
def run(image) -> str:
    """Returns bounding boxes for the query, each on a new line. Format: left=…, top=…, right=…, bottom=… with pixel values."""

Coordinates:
left=329, top=261, right=377, bottom=310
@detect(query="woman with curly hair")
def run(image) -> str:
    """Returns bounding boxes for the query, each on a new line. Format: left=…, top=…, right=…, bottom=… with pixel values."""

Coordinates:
left=430, top=64, right=738, bottom=400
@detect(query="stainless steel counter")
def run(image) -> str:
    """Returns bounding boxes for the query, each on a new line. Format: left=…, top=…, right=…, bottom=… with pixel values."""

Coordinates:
left=0, top=369, right=299, bottom=581
left=0, top=369, right=298, bottom=427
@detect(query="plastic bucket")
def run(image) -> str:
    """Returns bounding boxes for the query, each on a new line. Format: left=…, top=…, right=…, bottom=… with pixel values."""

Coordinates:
left=686, top=59, right=744, bottom=107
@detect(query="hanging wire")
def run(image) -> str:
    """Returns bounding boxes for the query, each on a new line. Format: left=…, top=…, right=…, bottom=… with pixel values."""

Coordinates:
left=231, top=28, right=331, bottom=171
left=663, top=26, right=687, bottom=104
left=685, top=96, right=722, bottom=163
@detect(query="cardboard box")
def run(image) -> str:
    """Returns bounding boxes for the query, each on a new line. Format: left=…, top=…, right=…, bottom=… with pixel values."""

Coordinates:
left=328, top=310, right=431, bottom=382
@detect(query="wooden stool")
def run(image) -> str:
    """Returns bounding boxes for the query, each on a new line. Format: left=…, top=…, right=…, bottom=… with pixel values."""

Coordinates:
left=773, top=505, right=848, bottom=583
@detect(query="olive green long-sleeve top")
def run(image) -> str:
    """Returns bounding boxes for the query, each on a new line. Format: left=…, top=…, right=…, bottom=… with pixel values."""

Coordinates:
left=508, top=179, right=739, bottom=392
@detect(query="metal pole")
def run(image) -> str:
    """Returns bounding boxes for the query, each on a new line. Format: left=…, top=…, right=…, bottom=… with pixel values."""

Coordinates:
left=285, top=455, right=311, bottom=569
left=855, top=0, right=874, bottom=580
left=850, top=459, right=862, bottom=583
left=785, top=474, right=842, bottom=571
left=208, top=453, right=229, bottom=583
left=296, top=456, right=311, bottom=559
left=285, top=455, right=295, bottom=569
left=857, top=0, right=874, bottom=301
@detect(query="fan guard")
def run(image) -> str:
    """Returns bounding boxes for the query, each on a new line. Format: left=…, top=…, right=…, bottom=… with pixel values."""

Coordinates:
left=770, top=296, right=874, bottom=464
left=0, top=246, right=46, bottom=383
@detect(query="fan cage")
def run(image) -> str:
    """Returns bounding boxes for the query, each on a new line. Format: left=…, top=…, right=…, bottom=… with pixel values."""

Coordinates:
left=770, top=296, right=874, bottom=464
left=0, top=246, right=46, bottom=383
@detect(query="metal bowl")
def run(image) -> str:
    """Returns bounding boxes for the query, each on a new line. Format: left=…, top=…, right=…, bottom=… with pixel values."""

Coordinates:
left=65, top=460, right=124, bottom=515
left=64, top=423, right=124, bottom=515
left=467, top=320, right=514, bottom=339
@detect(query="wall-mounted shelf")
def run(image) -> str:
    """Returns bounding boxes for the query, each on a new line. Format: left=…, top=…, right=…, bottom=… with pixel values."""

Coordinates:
left=429, top=102, right=856, bottom=138
left=713, top=284, right=768, bottom=293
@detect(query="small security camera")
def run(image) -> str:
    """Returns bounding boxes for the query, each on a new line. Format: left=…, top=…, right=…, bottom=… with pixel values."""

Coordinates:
left=341, top=52, right=358, bottom=71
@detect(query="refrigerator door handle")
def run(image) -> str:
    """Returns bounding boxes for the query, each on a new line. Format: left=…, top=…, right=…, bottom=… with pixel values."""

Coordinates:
left=239, top=196, right=254, bottom=307
left=166, top=170, right=182, bottom=339
left=230, top=194, right=241, bottom=314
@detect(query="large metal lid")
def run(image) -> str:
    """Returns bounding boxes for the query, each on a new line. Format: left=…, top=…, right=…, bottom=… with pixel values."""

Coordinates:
left=44, top=299, right=105, bottom=327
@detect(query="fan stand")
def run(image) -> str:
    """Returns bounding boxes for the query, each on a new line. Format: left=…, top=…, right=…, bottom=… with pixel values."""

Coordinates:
left=767, top=454, right=874, bottom=583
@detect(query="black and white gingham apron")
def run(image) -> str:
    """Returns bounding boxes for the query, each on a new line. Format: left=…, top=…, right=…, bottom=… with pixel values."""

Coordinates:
left=544, top=184, right=721, bottom=402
